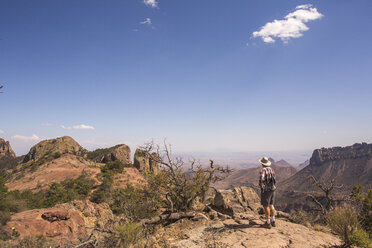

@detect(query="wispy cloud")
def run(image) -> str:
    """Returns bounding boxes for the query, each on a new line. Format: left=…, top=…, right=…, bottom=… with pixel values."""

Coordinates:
left=61, top=124, right=95, bottom=130
left=42, top=122, right=53, bottom=126
left=140, top=18, right=152, bottom=25
left=144, top=0, right=158, bottom=8
left=252, top=4, right=323, bottom=43
left=0, top=130, right=4, bottom=134
left=12, top=134, right=40, bottom=141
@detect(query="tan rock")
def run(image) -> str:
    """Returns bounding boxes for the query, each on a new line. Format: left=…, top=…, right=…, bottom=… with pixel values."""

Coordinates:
left=1, top=200, right=115, bottom=246
left=23, top=136, right=86, bottom=163
left=134, top=149, right=159, bottom=173
left=0, top=138, right=16, bottom=157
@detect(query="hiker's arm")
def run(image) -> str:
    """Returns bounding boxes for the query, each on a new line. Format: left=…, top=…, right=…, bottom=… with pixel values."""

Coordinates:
left=259, top=169, right=264, bottom=191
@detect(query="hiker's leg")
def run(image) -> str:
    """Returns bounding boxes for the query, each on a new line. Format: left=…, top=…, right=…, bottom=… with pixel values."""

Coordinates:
left=264, top=206, right=270, bottom=219
left=269, top=205, right=276, bottom=217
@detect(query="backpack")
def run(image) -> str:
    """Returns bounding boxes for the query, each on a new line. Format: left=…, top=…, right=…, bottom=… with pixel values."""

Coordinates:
left=265, top=170, right=277, bottom=191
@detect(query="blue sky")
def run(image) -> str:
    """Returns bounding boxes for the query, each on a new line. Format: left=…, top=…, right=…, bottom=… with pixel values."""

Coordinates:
left=0, top=0, right=371, bottom=156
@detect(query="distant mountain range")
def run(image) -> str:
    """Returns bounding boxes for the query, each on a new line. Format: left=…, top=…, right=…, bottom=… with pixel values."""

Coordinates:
left=213, top=158, right=298, bottom=189
left=277, top=142, right=372, bottom=211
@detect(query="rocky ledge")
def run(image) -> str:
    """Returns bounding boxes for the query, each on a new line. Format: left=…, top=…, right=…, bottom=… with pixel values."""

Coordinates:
left=310, top=142, right=372, bottom=166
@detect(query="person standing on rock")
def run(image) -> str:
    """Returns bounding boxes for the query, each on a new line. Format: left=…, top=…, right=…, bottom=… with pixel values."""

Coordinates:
left=258, top=157, right=277, bottom=229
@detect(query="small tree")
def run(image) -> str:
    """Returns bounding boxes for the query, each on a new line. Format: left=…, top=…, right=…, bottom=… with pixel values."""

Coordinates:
left=140, top=140, right=231, bottom=212
left=306, top=175, right=343, bottom=216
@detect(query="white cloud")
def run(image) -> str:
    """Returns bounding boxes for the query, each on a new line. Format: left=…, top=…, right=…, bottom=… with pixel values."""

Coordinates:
left=140, top=18, right=152, bottom=25
left=0, top=130, right=4, bottom=134
left=252, top=4, right=323, bottom=43
left=61, top=124, right=95, bottom=130
left=42, top=122, right=52, bottom=126
left=144, top=0, right=157, bottom=8
left=12, top=134, right=40, bottom=141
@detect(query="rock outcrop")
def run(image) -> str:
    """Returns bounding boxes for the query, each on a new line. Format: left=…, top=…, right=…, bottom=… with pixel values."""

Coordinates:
left=23, top=136, right=87, bottom=163
left=309, top=142, right=372, bottom=166
left=0, top=138, right=16, bottom=157
left=88, top=144, right=132, bottom=164
left=133, top=149, right=159, bottom=173
left=277, top=142, right=372, bottom=211
left=165, top=186, right=341, bottom=248
left=2, top=200, right=115, bottom=246
left=213, top=186, right=261, bottom=219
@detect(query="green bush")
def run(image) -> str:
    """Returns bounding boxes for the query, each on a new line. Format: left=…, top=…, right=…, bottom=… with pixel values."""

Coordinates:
left=326, top=206, right=360, bottom=246
left=349, top=229, right=371, bottom=248
left=102, top=161, right=124, bottom=174
left=103, top=222, right=143, bottom=248
left=350, top=185, right=372, bottom=236
left=0, top=235, right=53, bottom=248
left=289, top=209, right=310, bottom=225
left=0, top=211, right=10, bottom=225
left=110, top=183, right=162, bottom=221
left=53, top=152, right=61, bottom=159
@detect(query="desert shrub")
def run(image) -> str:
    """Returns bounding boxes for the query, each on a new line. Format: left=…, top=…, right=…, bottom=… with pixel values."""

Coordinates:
left=43, top=183, right=73, bottom=207
left=111, top=183, right=162, bottom=221
left=62, top=175, right=95, bottom=199
left=289, top=209, right=310, bottom=225
left=1, top=235, right=53, bottom=248
left=141, top=141, right=231, bottom=212
left=349, top=229, right=371, bottom=248
left=91, top=170, right=115, bottom=204
left=102, top=161, right=124, bottom=174
left=102, top=222, right=143, bottom=248
left=53, top=152, right=61, bottom=159
left=0, top=211, right=10, bottom=225
left=326, top=206, right=360, bottom=245
left=350, top=185, right=372, bottom=236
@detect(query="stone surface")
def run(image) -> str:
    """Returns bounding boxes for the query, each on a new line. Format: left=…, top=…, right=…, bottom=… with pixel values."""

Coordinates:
left=213, top=186, right=261, bottom=219
left=23, top=136, right=87, bottom=163
left=167, top=186, right=340, bottom=248
left=2, top=200, right=115, bottom=246
left=101, top=144, right=131, bottom=164
left=134, top=149, right=159, bottom=173
left=0, top=138, right=16, bottom=157
left=90, top=144, right=132, bottom=165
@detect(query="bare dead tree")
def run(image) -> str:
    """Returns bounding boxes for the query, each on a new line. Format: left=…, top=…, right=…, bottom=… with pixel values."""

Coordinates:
left=140, top=139, right=232, bottom=213
left=306, top=175, right=344, bottom=216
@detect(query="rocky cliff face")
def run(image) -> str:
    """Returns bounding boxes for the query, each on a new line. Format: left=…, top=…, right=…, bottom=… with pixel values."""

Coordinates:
left=23, top=136, right=87, bottom=163
left=133, top=149, right=159, bottom=173
left=277, top=142, right=372, bottom=211
left=309, top=142, right=372, bottom=166
left=0, top=138, right=16, bottom=157
left=89, top=144, right=132, bottom=164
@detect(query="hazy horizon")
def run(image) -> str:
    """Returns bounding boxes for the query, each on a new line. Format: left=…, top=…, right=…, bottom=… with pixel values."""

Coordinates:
left=1, top=0, right=371, bottom=157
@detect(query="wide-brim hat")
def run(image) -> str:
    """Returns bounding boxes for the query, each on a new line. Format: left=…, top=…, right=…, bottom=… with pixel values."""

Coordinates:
left=259, top=157, right=271, bottom=166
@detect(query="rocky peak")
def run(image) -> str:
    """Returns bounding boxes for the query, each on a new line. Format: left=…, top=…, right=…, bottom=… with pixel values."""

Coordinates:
left=133, top=149, right=159, bottom=173
left=309, top=142, right=372, bottom=166
left=0, top=138, right=16, bottom=157
left=88, top=144, right=132, bottom=164
left=23, top=136, right=87, bottom=163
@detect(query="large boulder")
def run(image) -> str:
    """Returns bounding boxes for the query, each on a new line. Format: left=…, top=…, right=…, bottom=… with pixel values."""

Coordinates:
left=133, top=149, right=159, bottom=173
left=213, top=186, right=261, bottom=219
left=89, top=144, right=132, bottom=164
left=23, top=136, right=87, bottom=163
left=2, top=200, right=115, bottom=246
left=0, top=138, right=16, bottom=157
